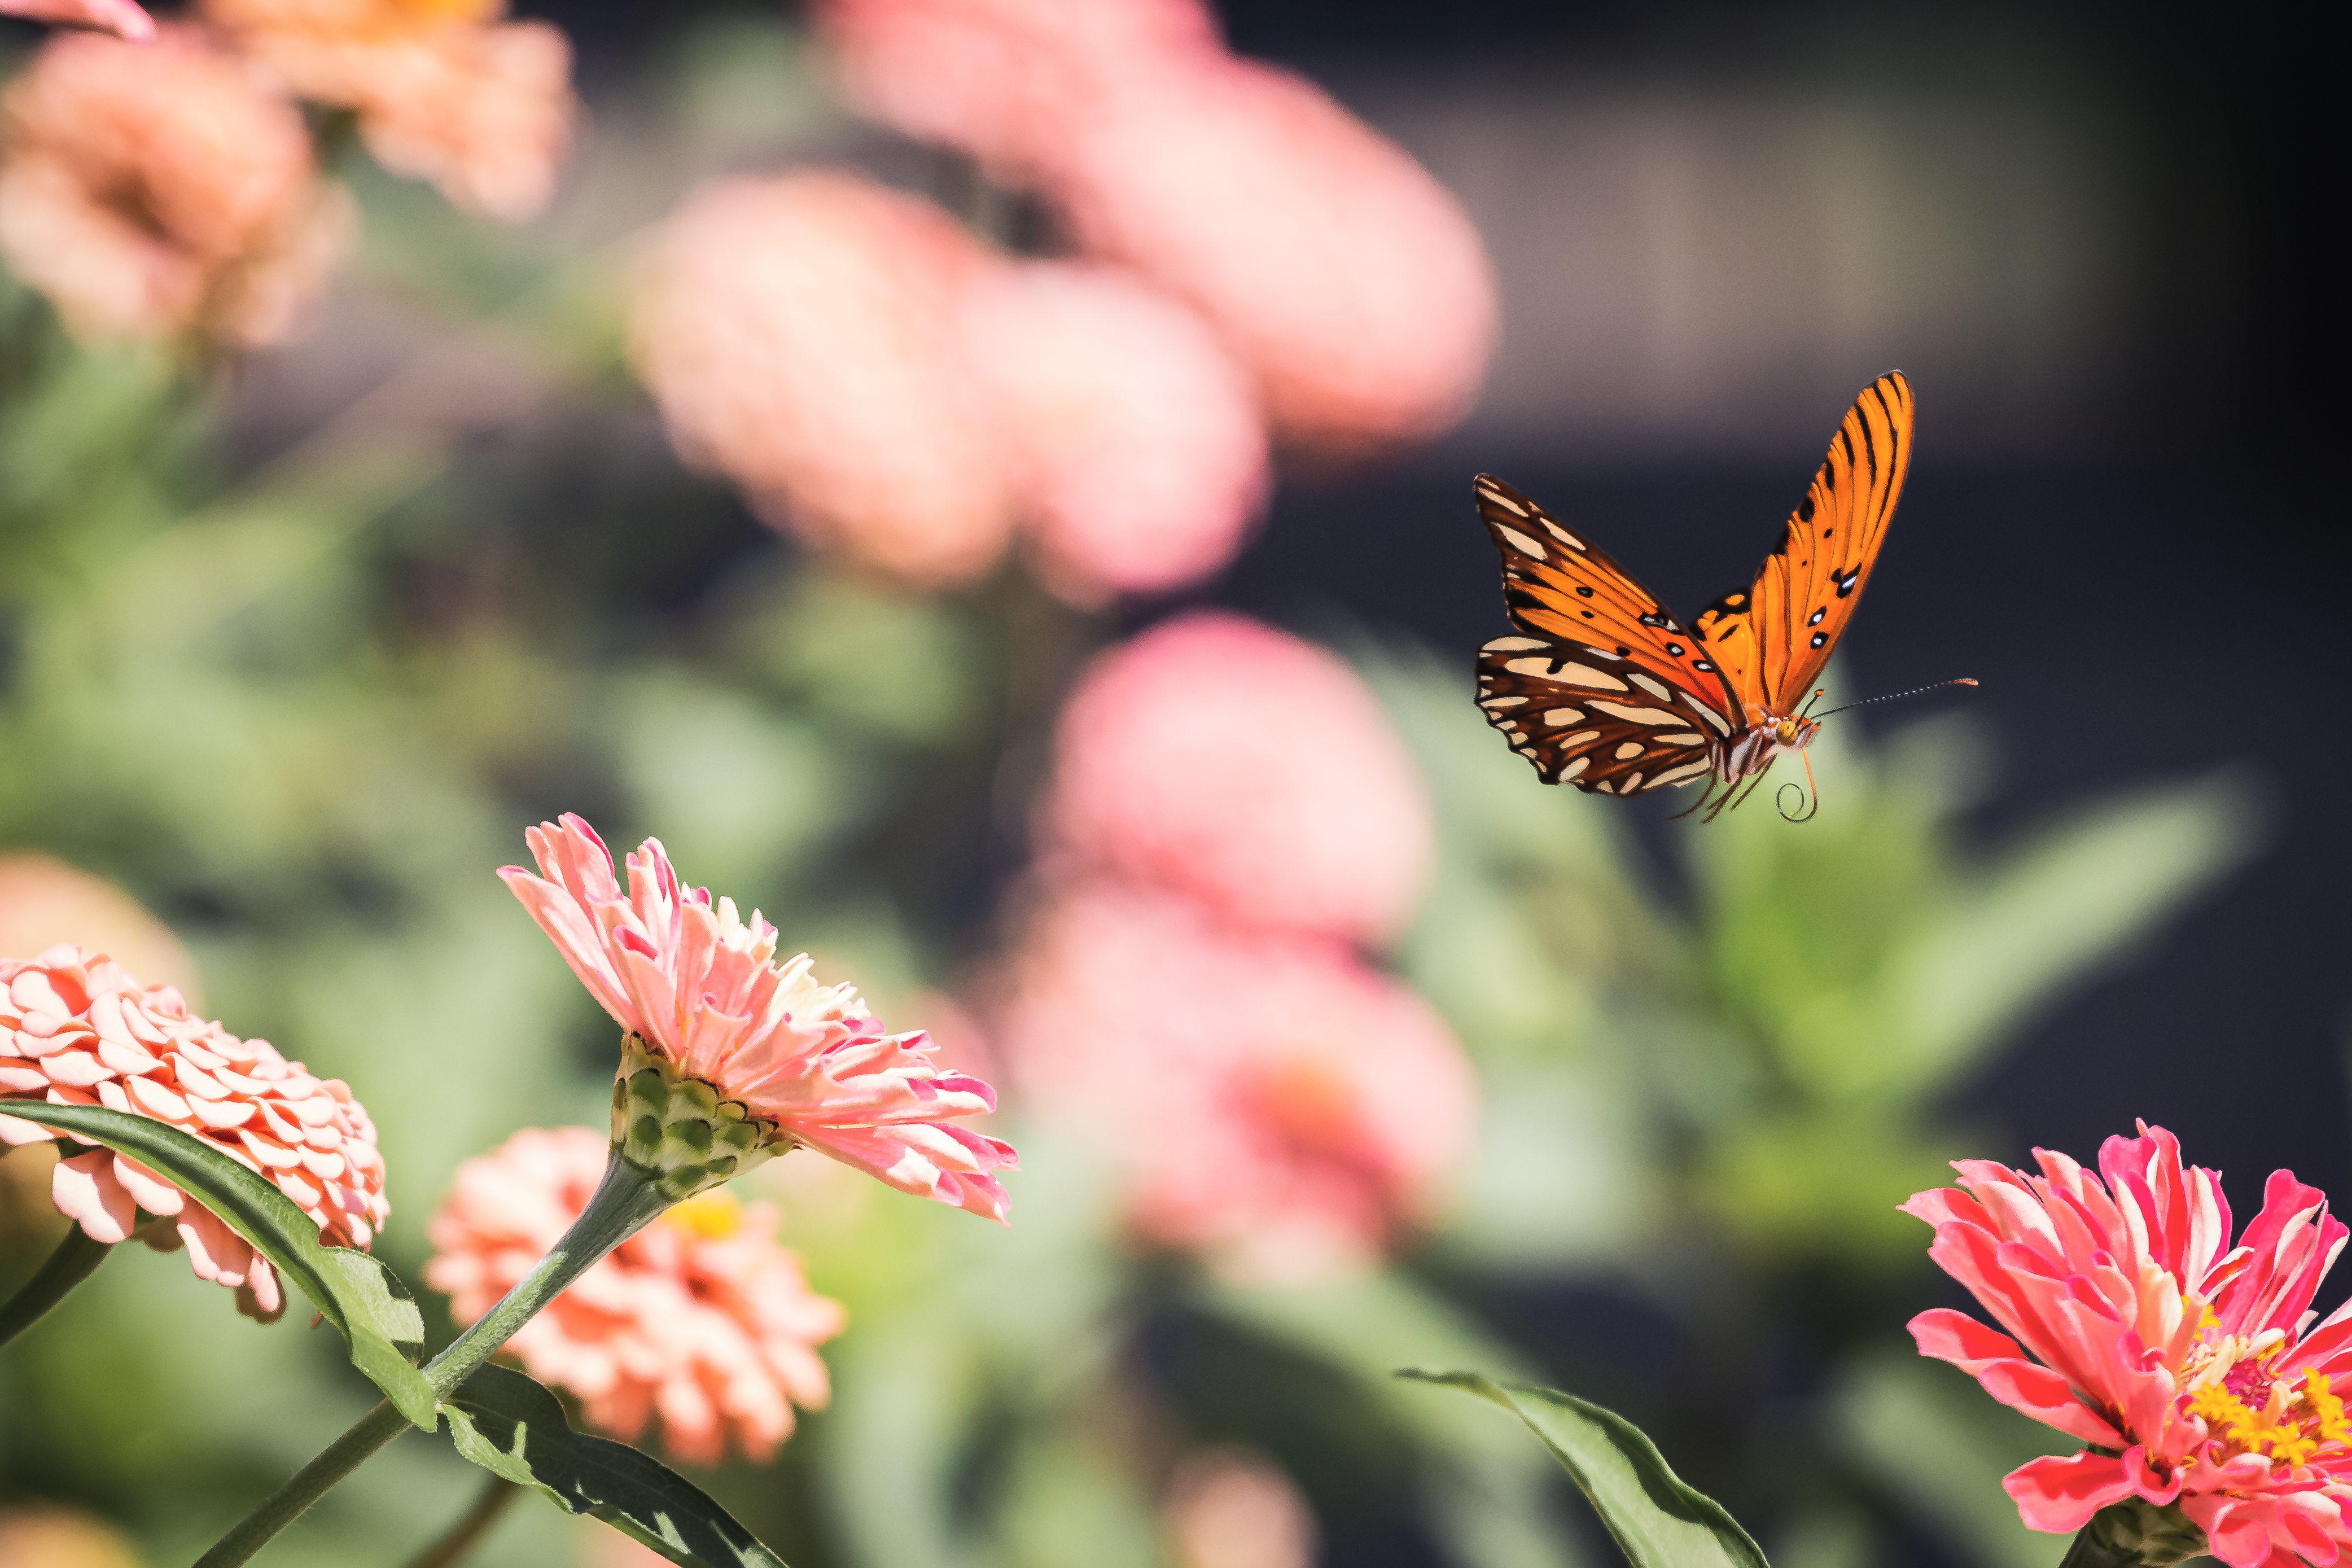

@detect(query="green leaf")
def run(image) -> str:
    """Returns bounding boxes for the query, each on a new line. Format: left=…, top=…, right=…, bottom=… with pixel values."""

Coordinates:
left=440, top=1363, right=789, bottom=1568
left=3, top=1102, right=435, bottom=1429
left=1400, top=1369, right=1770, bottom=1568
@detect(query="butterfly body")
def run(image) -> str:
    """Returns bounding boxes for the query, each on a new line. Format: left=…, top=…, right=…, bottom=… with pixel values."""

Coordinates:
left=1473, top=371, right=1913, bottom=817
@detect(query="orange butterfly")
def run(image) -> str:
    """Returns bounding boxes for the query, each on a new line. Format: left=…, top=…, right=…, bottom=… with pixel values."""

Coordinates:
left=1474, top=370, right=1927, bottom=821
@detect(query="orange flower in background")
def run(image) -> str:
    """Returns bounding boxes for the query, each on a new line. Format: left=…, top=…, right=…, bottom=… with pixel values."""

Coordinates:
left=1001, top=882, right=1474, bottom=1277
left=426, top=1125, right=844, bottom=1466
left=631, top=170, right=1017, bottom=589
left=0, top=946, right=391, bottom=1321
left=201, top=0, right=576, bottom=220
left=0, top=853, right=200, bottom=1006
left=0, top=27, right=349, bottom=346
left=0, top=0, right=155, bottom=41
left=1040, top=611, right=1433, bottom=947
left=0, top=1504, right=143, bottom=1568
left=962, top=260, right=1267, bottom=603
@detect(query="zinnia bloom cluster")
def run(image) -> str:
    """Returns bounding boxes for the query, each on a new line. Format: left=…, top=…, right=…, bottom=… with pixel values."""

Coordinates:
left=501, top=814, right=1016, bottom=1221
left=1908, top=1121, right=2352, bottom=1565
left=425, top=1125, right=845, bottom=1466
left=0, top=27, right=349, bottom=347
left=629, top=169, right=1265, bottom=601
left=816, top=0, right=1496, bottom=454
left=998, top=614, right=1470, bottom=1273
left=1, top=945, right=391, bottom=1322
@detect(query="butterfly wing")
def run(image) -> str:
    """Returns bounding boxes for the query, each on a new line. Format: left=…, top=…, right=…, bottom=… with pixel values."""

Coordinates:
left=1692, top=371, right=1913, bottom=717
left=1471, top=474, right=1742, bottom=794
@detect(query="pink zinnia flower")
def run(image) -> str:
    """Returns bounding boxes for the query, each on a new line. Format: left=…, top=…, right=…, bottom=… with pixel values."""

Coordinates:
left=0, top=27, right=351, bottom=347
left=1908, top=1121, right=2352, bottom=1565
left=630, top=170, right=1015, bottom=589
left=1000, top=882, right=1472, bottom=1274
left=1, top=945, right=391, bottom=1322
left=501, top=814, right=1015, bottom=1221
left=1040, top=611, right=1433, bottom=947
left=0, top=0, right=155, bottom=41
left=425, top=1125, right=845, bottom=1466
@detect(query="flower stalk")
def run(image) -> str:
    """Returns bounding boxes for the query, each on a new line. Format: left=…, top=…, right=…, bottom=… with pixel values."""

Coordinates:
left=0, top=1221, right=113, bottom=1350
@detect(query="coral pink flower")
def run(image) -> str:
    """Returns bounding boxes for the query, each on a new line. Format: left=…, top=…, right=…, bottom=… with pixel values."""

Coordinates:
left=1040, top=612, right=1433, bottom=947
left=1045, top=58, right=1496, bottom=455
left=425, top=1125, right=845, bottom=1466
left=630, top=170, right=1016, bottom=589
left=1, top=945, right=391, bottom=1322
left=0, top=28, right=349, bottom=346
left=1000, top=882, right=1473, bottom=1274
left=961, top=260, right=1267, bottom=604
left=0, top=0, right=155, bottom=41
left=200, top=0, right=576, bottom=220
left=1908, top=1121, right=2352, bottom=1566
left=0, top=853, right=199, bottom=1006
left=1163, top=1448, right=1320, bottom=1568
left=501, top=814, right=1015, bottom=1221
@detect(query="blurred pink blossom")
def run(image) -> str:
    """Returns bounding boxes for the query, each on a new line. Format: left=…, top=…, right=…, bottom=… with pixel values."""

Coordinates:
left=427, top=1125, right=845, bottom=1466
left=1163, top=1449, right=1320, bottom=1568
left=502, top=814, right=1017, bottom=1221
left=1041, top=611, right=1433, bottom=946
left=632, top=170, right=1018, bottom=589
left=814, top=0, right=1220, bottom=181
left=0, top=0, right=155, bottom=41
left=1048, top=59, right=1496, bottom=454
left=962, top=260, right=1266, bottom=603
left=0, top=27, right=350, bottom=346
left=201, top=0, right=576, bottom=219
left=1002, top=883, right=1472, bottom=1274
left=0, top=945, right=391, bottom=1322
left=0, top=853, right=200, bottom=1006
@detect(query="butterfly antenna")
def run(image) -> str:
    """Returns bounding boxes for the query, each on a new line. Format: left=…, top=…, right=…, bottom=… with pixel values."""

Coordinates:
left=1813, top=677, right=1980, bottom=720
left=1799, top=687, right=1828, bottom=717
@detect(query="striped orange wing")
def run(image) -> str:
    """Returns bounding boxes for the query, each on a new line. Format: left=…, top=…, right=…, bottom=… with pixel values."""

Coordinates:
left=1473, top=475, right=1742, bottom=794
left=1692, top=372, right=1913, bottom=719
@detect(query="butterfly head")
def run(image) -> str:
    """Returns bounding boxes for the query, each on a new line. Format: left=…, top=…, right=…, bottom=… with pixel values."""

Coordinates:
left=1771, top=714, right=1820, bottom=751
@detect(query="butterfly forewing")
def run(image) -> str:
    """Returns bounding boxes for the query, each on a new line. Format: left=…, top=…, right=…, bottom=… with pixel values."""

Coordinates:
left=1475, top=637, right=1727, bottom=795
left=1693, top=371, right=1913, bottom=716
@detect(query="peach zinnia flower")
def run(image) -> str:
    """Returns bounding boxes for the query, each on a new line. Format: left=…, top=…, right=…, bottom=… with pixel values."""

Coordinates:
left=426, top=1125, right=844, bottom=1466
left=501, top=814, right=1015, bottom=1221
left=1908, top=1121, right=2352, bottom=1565
left=1, top=945, right=391, bottom=1321
left=0, top=0, right=155, bottom=41
left=0, top=27, right=349, bottom=347
left=1040, top=611, right=1433, bottom=947
left=1000, top=883, right=1473, bottom=1275
left=201, top=0, right=576, bottom=220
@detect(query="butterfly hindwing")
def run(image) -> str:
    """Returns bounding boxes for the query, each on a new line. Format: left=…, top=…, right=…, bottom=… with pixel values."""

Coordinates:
left=1693, top=371, right=1913, bottom=715
left=1476, top=636, right=1726, bottom=795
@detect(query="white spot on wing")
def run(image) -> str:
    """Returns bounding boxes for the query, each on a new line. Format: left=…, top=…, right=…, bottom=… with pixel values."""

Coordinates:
left=1558, top=756, right=1589, bottom=780
left=1589, top=699, right=1687, bottom=727
left=1503, top=656, right=1556, bottom=677
left=1479, top=485, right=1528, bottom=516
left=1650, top=760, right=1712, bottom=787
left=1554, top=664, right=1630, bottom=691
left=1654, top=733, right=1706, bottom=746
left=1484, top=636, right=1546, bottom=652
left=1494, top=524, right=1548, bottom=559
left=1559, top=730, right=1600, bottom=746
left=1480, top=695, right=1528, bottom=708
left=1613, top=742, right=1645, bottom=760
left=1691, top=704, right=1733, bottom=736
left=1540, top=519, right=1587, bottom=551
left=1627, top=671, right=1675, bottom=702
left=1541, top=707, right=1585, bottom=725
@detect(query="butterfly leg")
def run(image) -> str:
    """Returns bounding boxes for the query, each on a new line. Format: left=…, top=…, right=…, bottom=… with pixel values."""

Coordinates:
left=1702, top=762, right=1777, bottom=823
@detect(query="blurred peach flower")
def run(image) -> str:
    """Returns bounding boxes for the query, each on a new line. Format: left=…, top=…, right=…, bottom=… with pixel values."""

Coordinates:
left=426, top=1125, right=844, bottom=1466
left=0, top=0, right=155, bottom=41
left=0, top=27, right=350, bottom=346
left=962, top=260, right=1267, bottom=603
left=631, top=170, right=1016, bottom=589
left=1000, top=882, right=1473, bottom=1274
left=0, top=853, right=199, bottom=1005
left=502, top=814, right=1016, bottom=1221
left=1041, top=611, right=1433, bottom=947
left=201, top=0, right=576, bottom=219
left=1048, top=59, right=1496, bottom=454
left=0, top=1504, right=143, bottom=1568
left=1164, top=1449, right=1320, bottom=1568
left=0, top=945, right=391, bottom=1321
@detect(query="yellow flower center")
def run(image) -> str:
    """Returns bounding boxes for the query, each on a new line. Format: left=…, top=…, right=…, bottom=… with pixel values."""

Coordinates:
left=2184, top=1360, right=2352, bottom=1472
left=664, top=1189, right=744, bottom=1242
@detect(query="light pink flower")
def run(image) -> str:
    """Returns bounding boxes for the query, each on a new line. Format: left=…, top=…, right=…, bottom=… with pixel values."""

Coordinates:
left=501, top=814, right=1015, bottom=1221
left=425, top=1125, right=844, bottom=1466
left=1908, top=1121, right=2352, bottom=1565
left=1040, top=611, right=1432, bottom=947
left=0, top=853, right=199, bottom=1006
left=961, top=260, right=1267, bottom=604
left=1000, top=882, right=1473, bottom=1273
left=814, top=0, right=1220, bottom=182
left=630, top=170, right=1016, bottom=589
left=1045, top=58, right=1496, bottom=455
left=200, top=0, right=576, bottom=219
left=0, top=27, right=349, bottom=346
left=1163, top=1448, right=1320, bottom=1568
left=0, top=0, right=155, bottom=41
left=1, top=945, right=391, bottom=1322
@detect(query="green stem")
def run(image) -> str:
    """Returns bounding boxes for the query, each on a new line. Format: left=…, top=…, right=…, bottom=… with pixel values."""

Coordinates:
left=401, top=1473, right=520, bottom=1568
left=2057, top=1527, right=2138, bottom=1568
left=194, top=1153, right=671, bottom=1568
left=0, top=1225, right=112, bottom=1350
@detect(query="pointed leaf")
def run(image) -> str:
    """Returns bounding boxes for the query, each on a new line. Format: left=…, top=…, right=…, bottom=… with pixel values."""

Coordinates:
left=1400, top=1369, right=1770, bottom=1568
left=440, top=1363, right=789, bottom=1568
left=4, top=1102, right=435, bottom=1428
